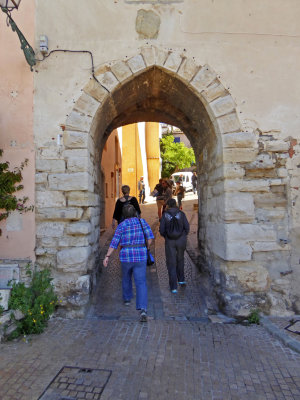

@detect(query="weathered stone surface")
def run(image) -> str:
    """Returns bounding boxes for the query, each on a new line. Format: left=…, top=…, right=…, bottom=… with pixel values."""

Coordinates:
left=227, top=262, right=270, bottom=292
left=217, top=113, right=241, bottom=134
left=226, top=223, right=277, bottom=242
left=36, top=191, right=66, bottom=208
left=37, top=207, right=83, bottom=221
left=277, top=168, right=288, bottom=178
left=67, top=191, right=99, bottom=207
left=58, top=236, right=89, bottom=247
left=155, top=48, right=169, bottom=67
left=141, top=46, right=155, bottom=66
left=127, top=54, right=146, bottom=74
left=67, top=157, right=89, bottom=172
left=254, top=193, right=287, bottom=208
left=190, top=65, right=216, bottom=91
left=63, top=131, right=88, bottom=148
left=224, top=179, right=269, bottom=192
left=264, top=140, right=289, bottom=152
left=210, top=96, right=236, bottom=118
left=255, top=207, right=286, bottom=222
left=222, top=131, right=256, bottom=148
left=36, top=222, right=65, bottom=237
left=94, top=71, right=119, bottom=92
left=223, top=193, right=255, bottom=222
left=57, top=247, right=91, bottom=267
left=66, top=111, right=92, bottom=133
left=67, top=222, right=92, bottom=235
left=225, top=241, right=252, bottom=261
left=111, top=61, right=132, bottom=82
left=164, top=52, right=182, bottom=73
left=83, top=78, right=108, bottom=102
left=245, top=153, right=275, bottom=170
left=252, top=242, right=290, bottom=252
left=48, top=172, right=92, bottom=191
left=201, top=81, right=228, bottom=103
left=0, top=290, right=10, bottom=310
left=35, top=247, right=57, bottom=256
left=63, top=149, right=89, bottom=159
left=223, top=148, right=257, bottom=163
left=38, top=237, right=57, bottom=247
left=223, top=165, right=245, bottom=179
left=177, top=58, right=198, bottom=82
left=136, top=9, right=160, bottom=39
left=36, top=159, right=65, bottom=173
left=82, top=206, right=100, bottom=220
left=74, top=92, right=100, bottom=116
left=39, top=147, right=62, bottom=160
left=35, top=173, right=48, bottom=184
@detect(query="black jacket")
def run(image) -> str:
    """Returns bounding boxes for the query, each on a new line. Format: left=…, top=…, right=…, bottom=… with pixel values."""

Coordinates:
left=159, top=207, right=190, bottom=238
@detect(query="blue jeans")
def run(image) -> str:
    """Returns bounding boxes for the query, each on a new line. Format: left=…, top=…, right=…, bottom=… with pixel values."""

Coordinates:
left=121, top=261, right=147, bottom=310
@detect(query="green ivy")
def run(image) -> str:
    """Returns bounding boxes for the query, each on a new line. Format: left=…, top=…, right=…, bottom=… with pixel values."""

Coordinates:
left=248, top=309, right=260, bottom=325
left=0, top=149, right=34, bottom=235
left=8, top=265, right=58, bottom=338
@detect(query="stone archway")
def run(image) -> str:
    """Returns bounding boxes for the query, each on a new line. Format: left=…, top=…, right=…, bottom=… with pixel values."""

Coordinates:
left=35, top=46, right=291, bottom=317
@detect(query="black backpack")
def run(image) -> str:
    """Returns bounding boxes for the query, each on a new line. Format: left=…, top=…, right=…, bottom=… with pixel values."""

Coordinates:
left=165, top=211, right=183, bottom=239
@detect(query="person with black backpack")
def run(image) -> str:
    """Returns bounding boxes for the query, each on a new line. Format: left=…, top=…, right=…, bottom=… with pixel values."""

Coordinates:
left=159, top=198, right=190, bottom=293
left=112, top=185, right=141, bottom=228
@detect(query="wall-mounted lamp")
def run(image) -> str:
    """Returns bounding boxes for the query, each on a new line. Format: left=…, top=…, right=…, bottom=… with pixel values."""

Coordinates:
left=0, top=0, right=36, bottom=70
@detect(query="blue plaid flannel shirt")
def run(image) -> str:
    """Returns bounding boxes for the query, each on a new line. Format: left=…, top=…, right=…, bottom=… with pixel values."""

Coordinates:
left=110, top=217, right=154, bottom=263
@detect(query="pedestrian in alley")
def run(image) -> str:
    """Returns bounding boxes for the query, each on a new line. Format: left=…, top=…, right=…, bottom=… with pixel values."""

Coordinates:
left=152, top=178, right=164, bottom=220
left=103, top=204, right=154, bottom=322
left=192, top=171, right=198, bottom=194
left=159, top=198, right=190, bottom=293
left=138, top=176, right=145, bottom=204
left=161, top=178, right=173, bottom=214
left=112, top=185, right=140, bottom=227
left=174, top=181, right=185, bottom=210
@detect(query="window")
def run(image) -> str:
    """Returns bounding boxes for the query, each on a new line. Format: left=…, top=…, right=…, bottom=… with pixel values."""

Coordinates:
left=174, top=137, right=180, bottom=143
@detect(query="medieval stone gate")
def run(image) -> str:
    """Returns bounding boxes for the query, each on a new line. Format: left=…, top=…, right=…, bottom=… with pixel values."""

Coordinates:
left=35, top=47, right=293, bottom=318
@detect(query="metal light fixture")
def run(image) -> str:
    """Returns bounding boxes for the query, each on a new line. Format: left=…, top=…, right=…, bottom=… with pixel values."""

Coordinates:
left=0, top=0, right=36, bottom=70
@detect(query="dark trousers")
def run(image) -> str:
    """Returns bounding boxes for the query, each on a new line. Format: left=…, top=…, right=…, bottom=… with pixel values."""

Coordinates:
left=165, top=235, right=187, bottom=290
left=139, top=190, right=145, bottom=204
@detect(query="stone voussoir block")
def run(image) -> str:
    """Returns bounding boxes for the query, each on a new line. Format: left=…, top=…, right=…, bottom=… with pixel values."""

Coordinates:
left=83, top=78, right=108, bottom=103
left=177, top=57, right=198, bottom=82
left=163, top=52, right=183, bottom=73
left=222, top=131, right=256, bottom=148
left=36, top=190, right=66, bottom=208
left=210, top=95, right=236, bottom=118
left=190, top=64, right=217, bottom=92
left=94, top=70, right=119, bottom=92
left=127, top=54, right=146, bottom=74
left=155, top=48, right=169, bottom=67
left=201, top=80, right=228, bottom=103
left=74, top=92, right=100, bottom=117
left=67, top=221, right=92, bottom=235
left=140, top=47, right=155, bottom=67
left=63, top=131, right=88, bottom=149
left=48, top=172, right=91, bottom=191
left=111, top=61, right=133, bottom=82
left=66, top=111, right=93, bottom=133
left=216, top=113, right=241, bottom=134
left=36, top=159, right=65, bottom=173
left=36, top=207, right=83, bottom=221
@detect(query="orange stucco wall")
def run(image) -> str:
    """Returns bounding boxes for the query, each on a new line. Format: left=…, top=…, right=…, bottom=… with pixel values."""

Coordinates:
left=101, top=130, right=122, bottom=228
left=0, top=1, right=35, bottom=260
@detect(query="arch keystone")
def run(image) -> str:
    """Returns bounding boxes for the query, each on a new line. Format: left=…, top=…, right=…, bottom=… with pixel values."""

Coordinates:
left=111, top=61, right=133, bottom=82
left=163, top=52, right=183, bottom=73
left=141, top=46, right=155, bottom=67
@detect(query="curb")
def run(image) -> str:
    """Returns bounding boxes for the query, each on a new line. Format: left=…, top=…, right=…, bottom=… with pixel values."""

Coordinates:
left=260, top=316, right=300, bottom=354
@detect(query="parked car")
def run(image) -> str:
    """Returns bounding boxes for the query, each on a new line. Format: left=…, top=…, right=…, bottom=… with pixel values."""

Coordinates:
left=170, top=172, right=193, bottom=192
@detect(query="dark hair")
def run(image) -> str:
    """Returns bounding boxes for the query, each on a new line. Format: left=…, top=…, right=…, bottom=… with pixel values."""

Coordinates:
left=167, top=198, right=177, bottom=208
left=122, top=204, right=137, bottom=219
left=121, top=185, right=130, bottom=195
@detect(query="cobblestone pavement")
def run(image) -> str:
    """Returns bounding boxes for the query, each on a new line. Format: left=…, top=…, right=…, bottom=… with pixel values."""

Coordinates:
left=0, top=200, right=300, bottom=400
left=270, top=317, right=300, bottom=343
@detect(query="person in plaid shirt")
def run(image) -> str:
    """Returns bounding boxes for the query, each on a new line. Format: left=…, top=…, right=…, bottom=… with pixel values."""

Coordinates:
left=103, top=204, right=154, bottom=322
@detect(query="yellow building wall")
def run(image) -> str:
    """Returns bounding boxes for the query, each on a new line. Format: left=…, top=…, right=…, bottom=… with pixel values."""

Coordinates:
left=145, top=122, right=160, bottom=192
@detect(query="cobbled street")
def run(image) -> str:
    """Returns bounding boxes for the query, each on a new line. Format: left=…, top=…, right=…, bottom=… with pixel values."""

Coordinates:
left=0, top=200, right=299, bottom=400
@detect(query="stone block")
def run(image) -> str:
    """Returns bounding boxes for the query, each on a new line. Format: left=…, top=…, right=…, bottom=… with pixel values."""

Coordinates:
left=63, top=149, right=89, bottom=159
left=67, top=222, right=92, bottom=235
left=178, top=58, right=198, bottom=82
left=255, top=207, right=286, bottom=222
left=35, top=247, right=57, bottom=256
left=136, top=9, right=161, bottom=39
left=210, top=95, right=236, bottom=118
left=225, top=241, right=252, bottom=261
left=222, top=131, right=256, bottom=148
left=83, top=78, right=108, bottom=103
left=82, top=206, right=100, bottom=219
left=224, top=179, right=269, bottom=192
left=66, top=111, right=92, bottom=133
left=265, top=140, right=289, bottom=152
left=217, top=113, right=241, bottom=134
left=36, top=159, right=65, bottom=173
left=35, top=173, right=48, bottom=184
left=225, top=223, right=277, bottom=242
left=67, top=191, right=99, bottom=207
left=36, top=222, right=65, bottom=238
left=127, top=54, right=146, bottom=74
left=111, top=61, right=132, bottom=82
left=223, top=148, right=257, bottom=163
left=57, top=246, right=91, bottom=267
left=74, top=92, right=100, bottom=117
left=67, top=157, right=89, bottom=172
left=38, top=237, right=57, bottom=247
left=201, top=81, right=228, bottom=103
left=254, top=193, right=287, bottom=208
left=223, top=165, right=245, bottom=179
left=190, top=65, right=216, bottom=91
left=252, top=242, right=290, bottom=252
left=63, top=131, right=88, bottom=148
left=36, top=191, right=66, bottom=208
left=227, top=262, right=270, bottom=292
left=223, top=193, right=255, bottom=222
left=141, top=47, right=155, bottom=67
left=277, top=168, right=288, bottom=178
left=39, top=147, right=63, bottom=160
left=0, top=289, right=10, bottom=310
left=245, top=153, right=275, bottom=170
left=58, top=236, right=89, bottom=247
left=37, top=207, right=83, bottom=221
left=48, top=172, right=92, bottom=191
left=94, top=70, right=119, bottom=92
left=155, top=48, right=169, bottom=67
left=163, top=52, right=182, bottom=73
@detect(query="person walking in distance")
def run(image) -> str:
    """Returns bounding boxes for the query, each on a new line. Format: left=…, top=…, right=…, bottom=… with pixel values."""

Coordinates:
left=103, top=204, right=154, bottom=322
left=138, top=176, right=145, bottom=204
left=159, top=198, right=190, bottom=293
left=161, top=178, right=173, bottom=214
left=152, top=178, right=164, bottom=220
left=112, top=185, right=140, bottom=228
left=192, top=171, right=198, bottom=195
left=174, top=181, right=185, bottom=210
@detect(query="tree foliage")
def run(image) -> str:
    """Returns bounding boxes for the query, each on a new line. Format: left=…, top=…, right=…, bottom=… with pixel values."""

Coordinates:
left=160, top=134, right=195, bottom=177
